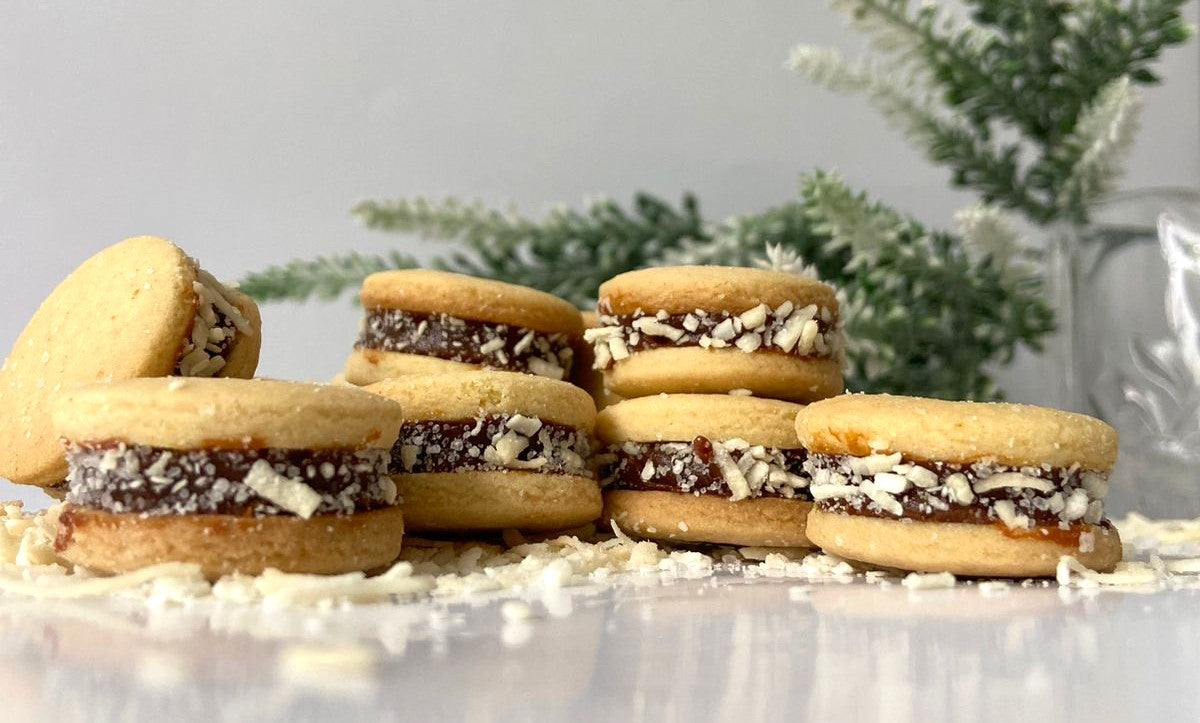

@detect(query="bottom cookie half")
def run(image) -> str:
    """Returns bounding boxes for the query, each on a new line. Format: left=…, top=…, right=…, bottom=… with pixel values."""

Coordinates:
left=806, top=507, right=1121, bottom=577
left=604, top=347, right=843, bottom=404
left=396, top=471, right=601, bottom=532
left=602, top=490, right=813, bottom=547
left=56, top=505, right=406, bottom=579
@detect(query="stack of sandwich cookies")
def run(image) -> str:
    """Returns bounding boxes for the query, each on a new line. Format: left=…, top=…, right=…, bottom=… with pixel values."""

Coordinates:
left=53, top=378, right=406, bottom=578
left=0, top=236, right=261, bottom=491
left=344, top=270, right=582, bottom=385
left=599, top=395, right=813, bottom=547
left=798, top=394, right=1122, bottom=577
left=367, top=371, right=600, bottom=531
left=586, top=266, right=843, bottom=403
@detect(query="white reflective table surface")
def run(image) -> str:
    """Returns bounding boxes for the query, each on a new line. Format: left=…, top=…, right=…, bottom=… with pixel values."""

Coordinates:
left=3, top=573, right=1196, bottom=723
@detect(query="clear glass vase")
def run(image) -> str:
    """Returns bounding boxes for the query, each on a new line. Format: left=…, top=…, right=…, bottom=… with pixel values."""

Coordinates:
left=1050, top=188, right=1200, bottom=518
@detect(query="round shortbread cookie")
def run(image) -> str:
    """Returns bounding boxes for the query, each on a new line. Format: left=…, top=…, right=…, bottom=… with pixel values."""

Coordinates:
left=796, top=393, right=1118, bottom=469
left=603, top=490, right=812, bottom=547
left=366, top=370, right=595, bottom=431
left=395, top=471, right=601, bottom=532
left=343, top=348, right=479, bottom=386
left=599, top=265, right=837, bottom=316
left=597, top=394, right=803, bottom=448
left=361, top=270, right=583, bottom=333
left=54, top=377, right=403, bottom=451
left=806, top=508, right=1121, bottom=577
left=605, top=347, right=842, bottom=404
left=0, top=236, right=261, bottom=487
left=56, top=505, right=406, bottom=579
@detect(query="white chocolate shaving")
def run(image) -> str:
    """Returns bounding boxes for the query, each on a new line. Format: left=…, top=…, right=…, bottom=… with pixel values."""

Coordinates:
left=971, top=472, right=1056, bottom=494
left=242, top=460, right=323, bottom=519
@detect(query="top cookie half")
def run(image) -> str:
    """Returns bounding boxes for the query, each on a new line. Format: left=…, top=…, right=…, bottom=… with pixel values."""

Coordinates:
left=0, top=236, right=261, bottom=488
left=361, top=270, right=582, bottom=333
left=796, top=394, right=1118, bottom=470
left=54, top=378, right=401, bottom=451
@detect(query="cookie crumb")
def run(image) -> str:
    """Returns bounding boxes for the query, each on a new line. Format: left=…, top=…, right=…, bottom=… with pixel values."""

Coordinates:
left=977, top=580, right=1011, bottom=596
left=901, top=571, right=957, bottom=590
left=501, top=600, right=536, bottom=622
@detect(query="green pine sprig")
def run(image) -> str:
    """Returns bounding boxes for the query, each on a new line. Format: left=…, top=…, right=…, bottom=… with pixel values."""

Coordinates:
left=668, top=172, right=1054, bottom=399
left=794, top=0, right=1192, bottom=224
left=241, top=173, right=1053, bottom=400
left=239, top=250, right=422, bottom=303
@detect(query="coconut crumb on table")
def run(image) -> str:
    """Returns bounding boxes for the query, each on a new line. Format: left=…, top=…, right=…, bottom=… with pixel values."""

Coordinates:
left=7, top=504, right=1200, bottom=615
left=901, top=571, right=957, bottom=590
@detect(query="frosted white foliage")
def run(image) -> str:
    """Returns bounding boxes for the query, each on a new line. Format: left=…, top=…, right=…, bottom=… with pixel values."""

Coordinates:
left=954, top=204, right=1027, bottom=274
left=1056, top=76, right=1141, bottom=213
left=754, top=243, right=819, bottom=279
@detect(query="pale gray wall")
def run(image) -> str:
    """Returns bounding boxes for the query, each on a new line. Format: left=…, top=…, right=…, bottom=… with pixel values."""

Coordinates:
left=2, top=2, right=1197, bottom=505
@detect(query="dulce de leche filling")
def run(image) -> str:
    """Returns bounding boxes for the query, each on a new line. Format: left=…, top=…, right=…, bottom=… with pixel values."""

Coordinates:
left=64, top=442, right=396, bottom=518
left=601, top=438, right=811, bottom=502
left=806, top=453, right=1109, bottom=531
left=392, top=415, right=592, bottom=478
left=174, top=268, right=254, bottom=377
left=585, top=299, right=840, bottom=371
left=356, top=309, right=575, bottom=380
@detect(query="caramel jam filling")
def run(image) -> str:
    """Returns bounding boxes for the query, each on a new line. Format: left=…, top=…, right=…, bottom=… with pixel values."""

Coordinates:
left=601, top=438, right=811, bottom=501
left=392, top=416, right=592, bottom=478
left=806, top=453, right=1108, bottom=529
left=64, top=442, right=394, bottom=517
left=356, top=309, right=574, bottom=380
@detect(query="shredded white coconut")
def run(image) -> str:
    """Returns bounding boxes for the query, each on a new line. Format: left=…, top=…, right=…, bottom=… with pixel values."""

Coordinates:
left=9, top=503, right=1200, bottom=619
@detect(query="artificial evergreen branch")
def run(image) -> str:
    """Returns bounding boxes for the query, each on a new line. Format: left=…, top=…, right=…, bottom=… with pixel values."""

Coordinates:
left=241, top=4, right=1184, bottom=401
left=247, top=194, right=705, bottom=308
left=953, top=204, right=1026, bottom=275
left=665, top=172, right=1054, bottom=399
left=245, top=174, right=1052, bottom=399
left=797, top=0, right=1191, bottom=224
left=239, top=250, right=422, bottom=303
left=1053, top=77, right=1142, bottom=223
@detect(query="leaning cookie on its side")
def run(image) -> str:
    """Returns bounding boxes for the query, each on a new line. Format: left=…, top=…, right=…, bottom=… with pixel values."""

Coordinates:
left=0, top=236, right=262, bottom=491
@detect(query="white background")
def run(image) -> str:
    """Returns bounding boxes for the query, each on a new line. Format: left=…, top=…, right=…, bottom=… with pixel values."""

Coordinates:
left=1, top=2, right=1197, bottom=504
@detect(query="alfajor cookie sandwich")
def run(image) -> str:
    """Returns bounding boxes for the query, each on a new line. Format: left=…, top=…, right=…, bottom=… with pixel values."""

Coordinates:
left=598, top=394, right=814, bottom=547
left=798, top=394, right=1122, bottom=577
left=367, top=371, right=600, bottom=532
left=53, top=378, right=406, bottom=578
left=343, top=270, right=582, bottom=385
left=0, top=236, right=261, bottom=490
left=586, top=266, right=843, bottom=403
